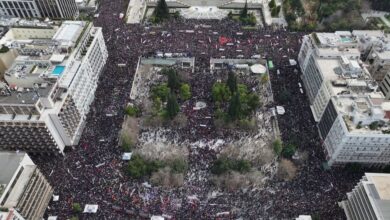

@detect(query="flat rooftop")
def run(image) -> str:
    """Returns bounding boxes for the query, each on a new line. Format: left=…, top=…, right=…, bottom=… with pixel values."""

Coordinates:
left=363, top=173, right=390, bottom=220
left=52, top=21, right=86, bottom=47
left=0, top=152, right=25, bottom=186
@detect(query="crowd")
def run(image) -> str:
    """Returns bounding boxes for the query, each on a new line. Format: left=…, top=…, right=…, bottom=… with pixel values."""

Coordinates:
left=31, top=0, right=365, bottom=219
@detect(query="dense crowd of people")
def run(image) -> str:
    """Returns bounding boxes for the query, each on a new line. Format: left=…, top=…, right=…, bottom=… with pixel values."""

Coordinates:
left=31, top=0, right=367, bottom=219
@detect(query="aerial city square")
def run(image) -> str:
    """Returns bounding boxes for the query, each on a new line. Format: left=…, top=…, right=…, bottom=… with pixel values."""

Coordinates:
left=0, top=0, right=390, bottom=219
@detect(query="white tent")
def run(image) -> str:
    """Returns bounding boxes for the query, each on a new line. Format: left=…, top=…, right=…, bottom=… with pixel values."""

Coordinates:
left=276, top=106, right=285, bottom=115
left=151, top=216, right=165, bottom=220
left=52, top=195, right=59, bottom=201
left=83, top=204, right=98, bottom=213
left=250, top=64, right=266, bottom=74
left=289, top=59, right=297, bottom=66
left=48, top=217, right=58, bottom=220
left=122, top=152, right=132, bottom=161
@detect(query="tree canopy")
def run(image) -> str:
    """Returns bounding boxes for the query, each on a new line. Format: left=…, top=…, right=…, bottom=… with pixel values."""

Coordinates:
left=228, top=92, right=242, bottom=121
left=166, top=92, right=179, bottom=119
left=154, top=0, right=169, bottom=22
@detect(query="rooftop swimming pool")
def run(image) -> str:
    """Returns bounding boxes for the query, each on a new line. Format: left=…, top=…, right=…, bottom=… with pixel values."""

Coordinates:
left=340, top=37, right=353, bottom=43
left=52, top=65, right=65, bottom=76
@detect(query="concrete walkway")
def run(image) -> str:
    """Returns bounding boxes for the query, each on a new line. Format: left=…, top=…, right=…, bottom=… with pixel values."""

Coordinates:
left=126, top=0, right=147, bottom=24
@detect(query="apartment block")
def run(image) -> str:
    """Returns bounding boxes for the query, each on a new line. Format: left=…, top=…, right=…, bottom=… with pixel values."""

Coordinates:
left=0, top=0, right=78, bottom=19
left=339, top=173, right=390, bottom=220
left=0, top=152, right=53, bottom=220
left=298, top=32, right=390, bottom=166
left=0, top=20, right=108, bottom=154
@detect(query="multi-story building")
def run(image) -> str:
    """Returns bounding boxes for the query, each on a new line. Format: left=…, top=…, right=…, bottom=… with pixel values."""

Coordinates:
left=380, top=72, right=390, bottom=100
left=298, top=32, right=390, bottom=166
left=0, top=20, right=108, bottom=154
left=0, top=0, right=78, bottom=19
left=339, top=173, right=390, bottom=220
left=0, top=152, right=53, bottom=220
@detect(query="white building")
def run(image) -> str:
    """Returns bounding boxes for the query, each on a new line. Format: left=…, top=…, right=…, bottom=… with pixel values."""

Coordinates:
left=0, top=0, right=78, bottom=19
left=0, top=152, right=53, bottom=220
left=339, top=173, right=390, bottom=220
left=298, top=32, right=390, bottom=166
left=0, top=20, right=108, bottom=154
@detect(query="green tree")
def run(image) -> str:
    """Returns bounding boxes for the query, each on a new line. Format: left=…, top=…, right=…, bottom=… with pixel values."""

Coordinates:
left=211, top=157, right=232, bottom=175
left=127, top=154, right=148, bottom=178
left=167, top=69, right=180, bottom=91
left=154, top=0, right=169, bottom=22
left=228, top=92, right=241, bottom=121
left=179, top=83, right=191, bottom=100
left=282, top=144, right=296, bottom=158
left=247, top=94, right=260, bottom=112
left=166, top=93, right=179, bottom=119
left=212, top=83, right=231, bottom=103
left=240, top=0, right=248, bottom=19
left=151, top=84, right=170, bottom=102
left=268, top=0, right=276, bottom=8
left=273, top=139, right=283, bottom=156
left=227, top=71, right=237, bottom=93
left=72, top=203, right=82, bottom=213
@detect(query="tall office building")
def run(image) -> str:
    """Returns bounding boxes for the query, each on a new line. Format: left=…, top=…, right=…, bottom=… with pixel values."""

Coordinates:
left=0, top=21, right=108, bottom=154
left=0, top=152, right=53, bottom=220
left=339, top=173, right=390, bottom=220
left=0, top=0, right=78, bottom=19
left=298, top=32, right=390, bottom=166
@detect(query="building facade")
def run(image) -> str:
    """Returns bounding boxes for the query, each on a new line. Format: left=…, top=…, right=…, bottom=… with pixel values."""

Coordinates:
left=339, top=173, right=390, bottom=220
left=0, top=0, right=78, bottom=19
left=298, top=32, right=390, bottom=166
left=0, top=21, right=107, bottom=154
left=0, top=152, right=53, bottom=220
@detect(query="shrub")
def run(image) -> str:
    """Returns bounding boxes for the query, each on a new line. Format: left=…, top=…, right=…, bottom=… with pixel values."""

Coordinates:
left=127, top=155, right=163, bottom=179
left=125, top=105, right=141, bottom=117
left=211, top=157, right=251, bottom=175
left=121, top=135, right=133, bottom=152
left=179, top=83, right=191, bottom=100
left=169, top=158, right=188, bottom=173
left=369, top=121, right=379, bottom=130
left=273, top=139, right=283, bottom=156
left=0, top=46, right=10, bottom=53
left=282, top=144, right=296, bottom=158
left=72, top=203, right=82, bottom=213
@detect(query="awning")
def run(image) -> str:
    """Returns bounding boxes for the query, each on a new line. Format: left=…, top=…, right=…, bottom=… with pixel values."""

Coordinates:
left=250, top=64, right=266, bottom=74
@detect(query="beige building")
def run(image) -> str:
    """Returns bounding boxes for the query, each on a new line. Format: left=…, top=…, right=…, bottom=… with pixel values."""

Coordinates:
left=0, top=152, right=53, bottom=220
left=0, top=21, right=108, bottom=154
left=0, top=25, right=59, bottom=78
left=339, top=173, right=390, bottom=220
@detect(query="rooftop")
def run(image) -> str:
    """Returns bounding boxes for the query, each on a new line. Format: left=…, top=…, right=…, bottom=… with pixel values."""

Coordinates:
left=312, top=32, right=357, bottom=47
left=0, top=21, right=91, bottom=106
left=0, top=152, right=26, bottom=199
left=363, top=173, right=390, bottom=220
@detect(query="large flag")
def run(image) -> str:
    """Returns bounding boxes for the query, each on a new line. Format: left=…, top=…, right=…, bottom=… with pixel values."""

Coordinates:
left=218, top=36, right=231, bottom=45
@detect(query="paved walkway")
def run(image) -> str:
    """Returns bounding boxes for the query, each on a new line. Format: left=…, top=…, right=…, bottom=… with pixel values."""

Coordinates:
left=126, top=0, right=147, bottom=23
